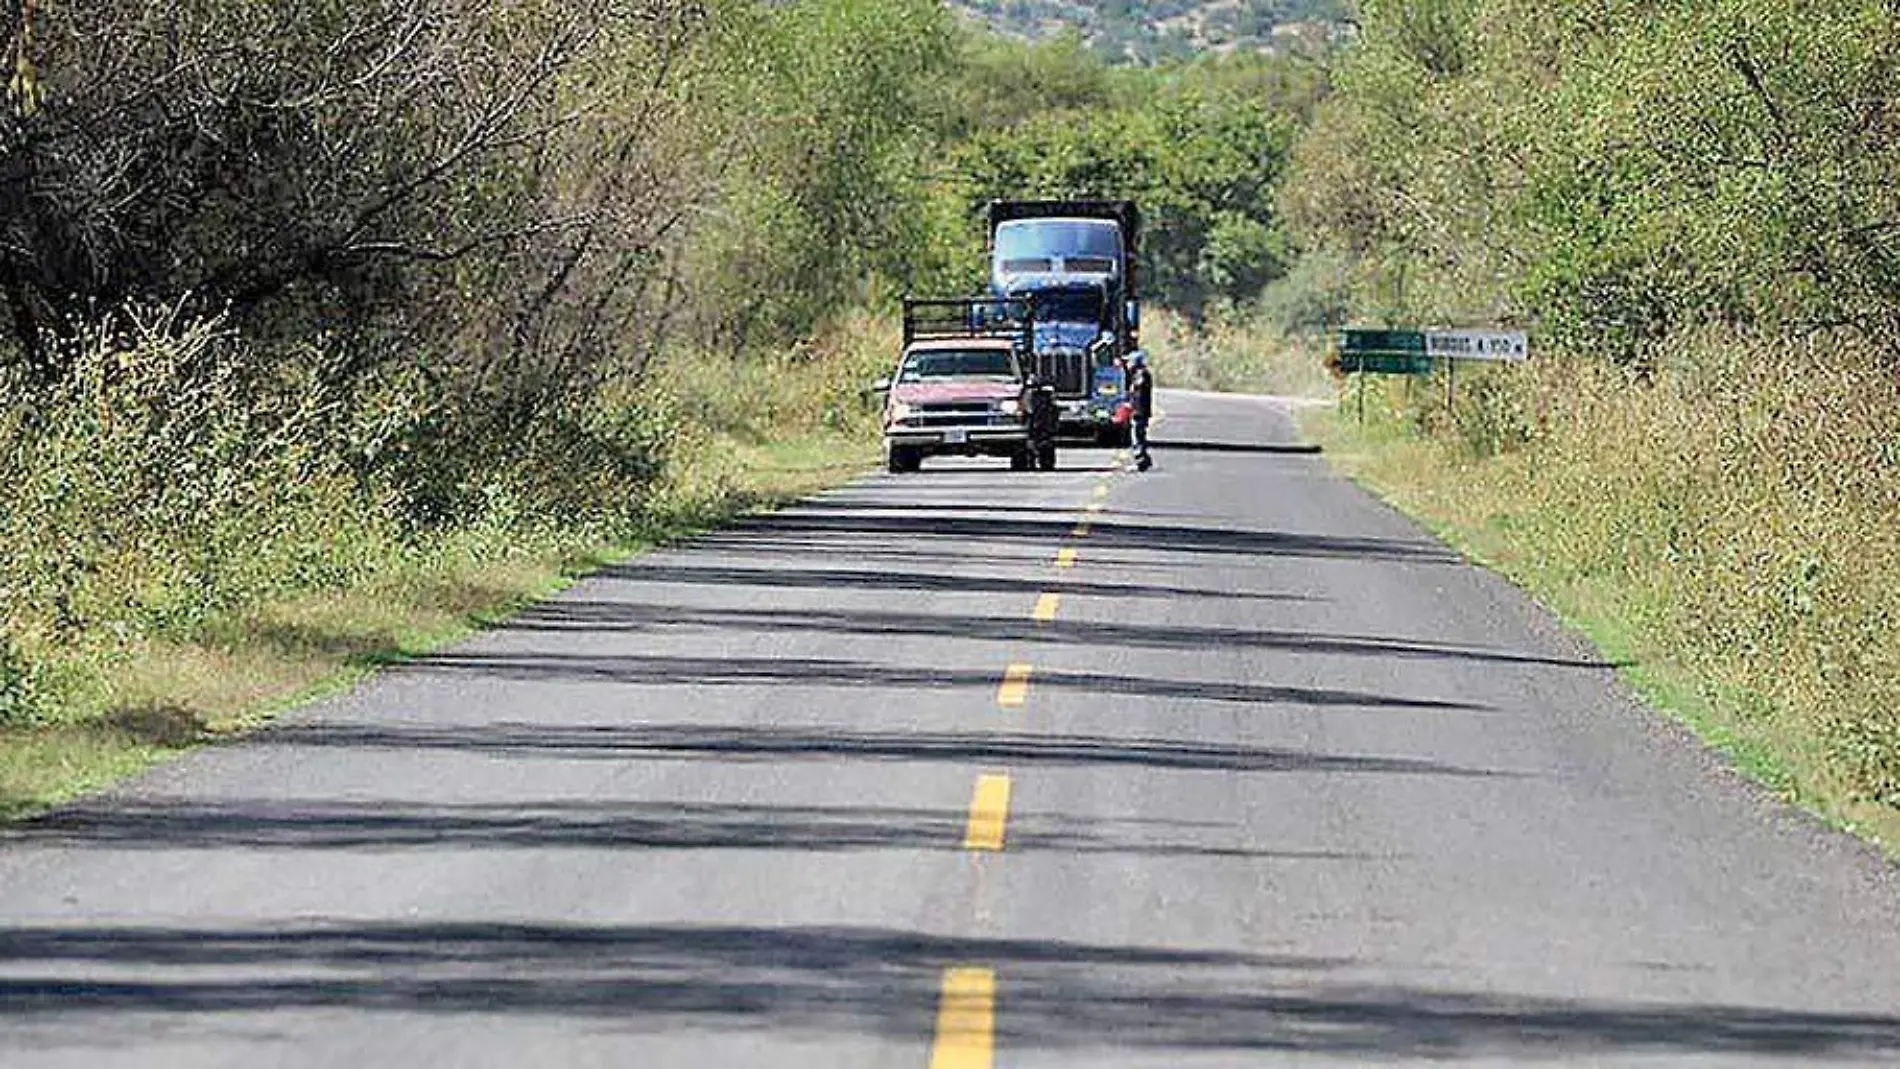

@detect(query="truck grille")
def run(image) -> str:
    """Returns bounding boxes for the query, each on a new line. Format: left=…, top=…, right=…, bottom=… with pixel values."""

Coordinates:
left=1028, top=350, right=1088, bottom=397
left=911, top=402, right=1012, bottom=428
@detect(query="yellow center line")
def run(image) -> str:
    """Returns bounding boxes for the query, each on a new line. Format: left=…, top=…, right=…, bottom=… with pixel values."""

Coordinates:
left=962, top=773, right=1012, bottom=852
left=997, top=663, right=1032, bottom=707
left=1085, top=501, right=1105, bottom=514
left=1032, top=592, right=1061, bottom=624
left=929, top=967, right=995, bottom=1069
left=1055, top=547, right=1078, bottom=569
left=1072, top=522, right=1091, bottom=538
left=1093, top=484, right=1109, bottom=499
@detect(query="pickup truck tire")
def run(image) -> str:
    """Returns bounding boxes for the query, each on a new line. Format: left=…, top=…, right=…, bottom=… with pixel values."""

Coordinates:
left=1036, top=444, right=1058, bottom=471
left=1009, top=448, right=1034, bottom=472
left=887, top=445, right=922, bottom=474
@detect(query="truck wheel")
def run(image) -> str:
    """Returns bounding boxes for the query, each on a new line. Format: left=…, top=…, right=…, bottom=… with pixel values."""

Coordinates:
left=887, top=445, right=920, bottom=474
left=1037, top=444, right=1058, bottom=471
left=1009, top=448, right=1033, bottom=472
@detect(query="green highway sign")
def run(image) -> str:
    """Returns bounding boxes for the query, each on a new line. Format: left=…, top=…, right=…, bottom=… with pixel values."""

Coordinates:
left=1337, top=351, right=1434, bottom=375
left=1338, top=327, right=1531, bottom=374
left=1337, top=329, right=1432, bottom=375
left=1340, top=329, right=1425, bottom=354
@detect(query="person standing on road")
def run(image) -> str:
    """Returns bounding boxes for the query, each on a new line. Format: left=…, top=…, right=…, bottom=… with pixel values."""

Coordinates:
left=1126, top=350, right=1154, bottom=471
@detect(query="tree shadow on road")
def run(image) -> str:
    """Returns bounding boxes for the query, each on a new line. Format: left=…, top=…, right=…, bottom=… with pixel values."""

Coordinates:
left=590, top=562, right=1314, bottom=605
left=391, top=652, right=1490, bottom=713
left=1152, top=440, right=1324, bottom=456
left=241, top=721, right=1516, bottom=778
left=1, top=920, right=1897, bottom=1060
left=16, top=797, right=1390, bottom=861
left=699, top=512, right=1460, bottom=566
left=504, top=600, right=1618, bottom=671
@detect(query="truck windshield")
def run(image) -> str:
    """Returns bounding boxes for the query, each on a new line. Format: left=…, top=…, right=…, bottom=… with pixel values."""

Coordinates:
left=994, top=219, right=1122, bottom=266
left=1033, top=290, right=1105, bottom=325
left=900, top=349, right=1018, bottom=383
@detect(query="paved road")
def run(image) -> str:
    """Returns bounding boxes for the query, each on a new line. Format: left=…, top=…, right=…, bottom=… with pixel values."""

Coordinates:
left=4, top=390, right=1900, bottom=1066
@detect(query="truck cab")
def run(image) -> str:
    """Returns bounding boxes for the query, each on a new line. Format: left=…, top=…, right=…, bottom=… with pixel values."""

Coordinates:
left=988, top=202, right=1143, bottom=446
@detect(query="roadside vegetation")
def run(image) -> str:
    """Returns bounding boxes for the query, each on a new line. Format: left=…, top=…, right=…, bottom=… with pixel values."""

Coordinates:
left=0, top=0, right=945, bottom=815
left=0, top=1, right=1326, bottom=815
left=1287, top=1, right=1900, bottom=846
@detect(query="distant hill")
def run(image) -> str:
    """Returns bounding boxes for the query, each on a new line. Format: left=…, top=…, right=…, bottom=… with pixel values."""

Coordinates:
left=949, top=0, right=1349, bottom=63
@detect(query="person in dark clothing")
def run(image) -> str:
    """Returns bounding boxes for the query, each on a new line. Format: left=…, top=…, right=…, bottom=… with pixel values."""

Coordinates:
left=1125, top=350, right=1154, bottom=471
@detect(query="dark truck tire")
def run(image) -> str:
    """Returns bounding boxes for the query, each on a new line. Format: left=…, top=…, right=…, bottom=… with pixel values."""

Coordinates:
left=1097, top=425, right=1132, bottom=449
left=1036, top=444, right=1058, bottom=471
left=887, top=445, right=922, bottom=474
left=1009, top=447, right=1034, bottom=472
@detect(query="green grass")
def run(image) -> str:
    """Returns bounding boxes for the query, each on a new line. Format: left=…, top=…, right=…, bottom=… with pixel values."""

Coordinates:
left=0, top=300, right=896, bottom=822
left=1304, top=351, right=1900, bottom=853
left=0, top=423, right=877, bottom=823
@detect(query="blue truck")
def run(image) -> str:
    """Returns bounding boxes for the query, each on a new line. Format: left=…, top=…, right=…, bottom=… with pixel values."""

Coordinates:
left=987, top=200, right=1143, bottom=447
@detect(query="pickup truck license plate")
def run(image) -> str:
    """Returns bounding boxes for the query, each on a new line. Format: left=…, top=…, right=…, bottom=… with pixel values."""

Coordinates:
left=943, top=428, right=968, bottom=445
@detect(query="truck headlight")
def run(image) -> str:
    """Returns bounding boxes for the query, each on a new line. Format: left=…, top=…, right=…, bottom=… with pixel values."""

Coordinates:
left=1097, top=383, right=1119, bottom=396
left=888, top=402, right=913, bottom=424
left=998, top=398, right=1022, bottom=417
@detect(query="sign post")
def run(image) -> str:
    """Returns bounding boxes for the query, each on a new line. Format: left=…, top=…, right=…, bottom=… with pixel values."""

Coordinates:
left=1337, top=329, right=1432, bottom=424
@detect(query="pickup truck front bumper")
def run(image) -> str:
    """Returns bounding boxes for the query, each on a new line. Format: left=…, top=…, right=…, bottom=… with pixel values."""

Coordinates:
left=885, top=425, right=1030, bottom=452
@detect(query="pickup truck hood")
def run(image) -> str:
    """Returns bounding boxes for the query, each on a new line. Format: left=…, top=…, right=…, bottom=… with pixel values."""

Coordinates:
left=891, top=382, right=1018, bottom=405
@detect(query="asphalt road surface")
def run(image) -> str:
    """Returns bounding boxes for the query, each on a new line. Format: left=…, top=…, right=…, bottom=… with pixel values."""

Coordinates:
left=5, top=390, right=1900, bottom=1067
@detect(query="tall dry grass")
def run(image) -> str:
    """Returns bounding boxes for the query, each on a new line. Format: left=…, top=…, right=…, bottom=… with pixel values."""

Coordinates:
left=1146, top=308, right=1334, bottom=398
left=0, top=305, right=886, bottom=794
left=1325, top=329, right=1900, bottom=834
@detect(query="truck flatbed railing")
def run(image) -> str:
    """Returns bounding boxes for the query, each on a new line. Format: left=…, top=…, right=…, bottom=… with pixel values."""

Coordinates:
left=901, top=297, right=1036, bottom=349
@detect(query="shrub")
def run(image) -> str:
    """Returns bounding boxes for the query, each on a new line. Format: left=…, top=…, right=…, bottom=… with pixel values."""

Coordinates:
left=0, top=631, right=33, bottom=727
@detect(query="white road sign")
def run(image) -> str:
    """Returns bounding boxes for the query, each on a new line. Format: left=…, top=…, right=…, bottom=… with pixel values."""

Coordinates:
left=1425, top=329, right=1529, bottom=362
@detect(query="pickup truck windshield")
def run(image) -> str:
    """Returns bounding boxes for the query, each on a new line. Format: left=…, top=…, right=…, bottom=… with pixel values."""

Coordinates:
left=900, top=349, right=1018, bottom=383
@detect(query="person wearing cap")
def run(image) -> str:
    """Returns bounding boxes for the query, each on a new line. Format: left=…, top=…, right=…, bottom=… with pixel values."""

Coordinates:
left=1125, top=350, right=1154, bottom=471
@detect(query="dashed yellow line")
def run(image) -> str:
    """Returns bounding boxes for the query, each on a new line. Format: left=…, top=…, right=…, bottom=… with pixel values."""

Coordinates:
left=1031, top=592, right=1060, bottom=624
left=929, top=967, right=995, bottom=1069
left=997, top=663, right=1032, bottom=707
left=1072, top=521, right=1091, bottom=538
left=962, top=773, right=1012, bottom=852
left=1085, top=501, right=1105, bottom=515
left=1055, top=547, right=1077, bottom=569
left=1093, top=483, right=1110, bottom=500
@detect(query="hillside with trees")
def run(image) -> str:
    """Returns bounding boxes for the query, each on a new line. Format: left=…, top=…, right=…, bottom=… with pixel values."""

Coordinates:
left=949, top=0, right=1348, bottom=63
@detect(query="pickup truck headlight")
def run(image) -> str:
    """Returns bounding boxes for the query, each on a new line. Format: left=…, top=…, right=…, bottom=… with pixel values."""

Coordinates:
left=997, top=398, right=1022, bottom=417
left=887, top=402, right=913, bottom=424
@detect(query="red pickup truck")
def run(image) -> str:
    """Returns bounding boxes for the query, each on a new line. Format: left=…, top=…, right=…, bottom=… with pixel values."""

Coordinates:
left=878, top=299, right=1057, bottom=474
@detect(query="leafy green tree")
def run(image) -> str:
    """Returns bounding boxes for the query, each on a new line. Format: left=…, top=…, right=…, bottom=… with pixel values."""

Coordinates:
left=951, top=35, right=1311, bottom=314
